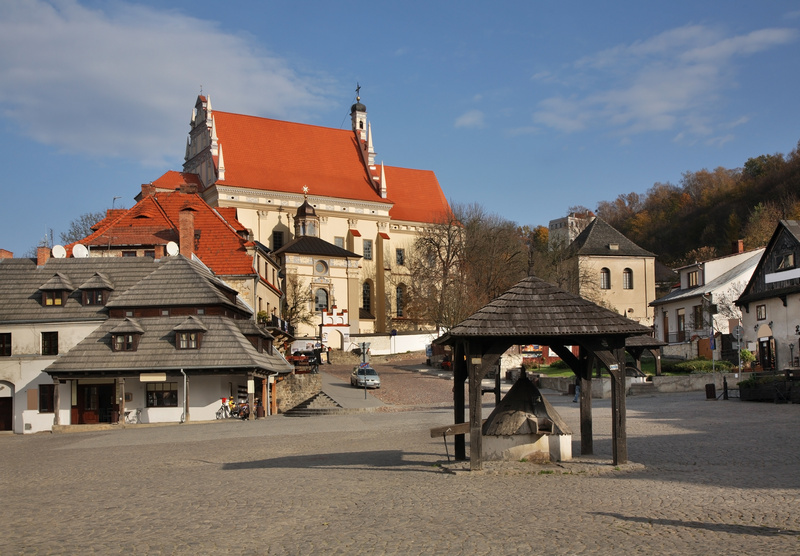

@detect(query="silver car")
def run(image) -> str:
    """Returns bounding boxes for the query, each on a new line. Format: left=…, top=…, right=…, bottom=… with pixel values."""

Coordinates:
left=351, top=365, right=381, bottom=388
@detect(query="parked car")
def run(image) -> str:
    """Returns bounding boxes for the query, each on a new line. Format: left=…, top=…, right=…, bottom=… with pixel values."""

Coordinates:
left=288, top=350, right=319, bottom=367
left=351, top=365, right=381, bottom=388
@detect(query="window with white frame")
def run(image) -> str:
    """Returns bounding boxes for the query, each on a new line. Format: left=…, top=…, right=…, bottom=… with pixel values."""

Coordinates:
left=600, top=268, right=611, bottom=290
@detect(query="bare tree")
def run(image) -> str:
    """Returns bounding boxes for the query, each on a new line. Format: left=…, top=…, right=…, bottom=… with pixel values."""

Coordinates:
left=281, top=272, right=315, bottom=328
left=60, top=211, right=106, bottom=244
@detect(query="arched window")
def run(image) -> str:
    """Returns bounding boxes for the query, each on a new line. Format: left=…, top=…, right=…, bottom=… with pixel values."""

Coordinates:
left=314, top=289, right=329, bottom=313
left=396, top=285, right=405, bottom=317
left=362, top=281, right=372, bottom=313
left=600, top=268, right=611, bottom=290
left=623, top=268, right=633, bottom=290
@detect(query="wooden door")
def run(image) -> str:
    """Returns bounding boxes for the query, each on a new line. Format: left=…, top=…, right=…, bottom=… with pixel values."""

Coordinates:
left=0, top=397, right=12, bottom=431
left=77, top=384, right=115, bottom=424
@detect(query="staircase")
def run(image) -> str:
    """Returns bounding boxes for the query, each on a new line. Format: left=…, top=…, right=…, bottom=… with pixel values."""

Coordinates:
left=283, top=392, right=345, bottom=417
left=628, top=381, right=656, bottom=396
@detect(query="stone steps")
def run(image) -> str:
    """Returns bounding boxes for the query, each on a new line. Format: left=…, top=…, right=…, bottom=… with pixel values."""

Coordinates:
left=628, top=382, right=656, bottom=396
left=284, top=391, right=345, bottom=417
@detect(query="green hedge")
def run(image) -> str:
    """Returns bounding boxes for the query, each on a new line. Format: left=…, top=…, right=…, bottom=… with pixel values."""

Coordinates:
left=665, top=359, right=734, bottom=374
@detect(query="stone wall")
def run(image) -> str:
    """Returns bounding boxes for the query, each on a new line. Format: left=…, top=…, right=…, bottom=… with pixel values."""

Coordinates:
left=275, top=373, right=321, bottom=413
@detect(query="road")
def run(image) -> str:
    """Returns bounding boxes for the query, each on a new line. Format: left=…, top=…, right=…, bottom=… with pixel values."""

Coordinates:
left=1, top=360, right=798, bottom=555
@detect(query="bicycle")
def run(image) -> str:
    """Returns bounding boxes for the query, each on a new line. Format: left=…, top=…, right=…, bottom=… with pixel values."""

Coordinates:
left=215, top=404, right=231, bottom=419
left=124, top=408, right=141, bottom=424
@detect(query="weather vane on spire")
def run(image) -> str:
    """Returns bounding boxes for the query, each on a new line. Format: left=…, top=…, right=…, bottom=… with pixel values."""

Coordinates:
left=303, top=185, right=309, bottom=199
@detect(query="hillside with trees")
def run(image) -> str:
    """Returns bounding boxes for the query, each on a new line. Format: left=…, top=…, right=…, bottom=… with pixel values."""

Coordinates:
left=595, top=141, right=800, bottom=265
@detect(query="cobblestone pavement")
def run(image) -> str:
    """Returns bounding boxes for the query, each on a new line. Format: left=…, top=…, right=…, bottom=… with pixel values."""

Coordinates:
left=2, top=361, right=799, bottom=555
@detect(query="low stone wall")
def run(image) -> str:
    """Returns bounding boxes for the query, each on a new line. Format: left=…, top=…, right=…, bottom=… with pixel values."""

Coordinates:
left=538, top=372, right=753, bottom=398
left=275, top=373, right=321, bottom=413
left=651, top=371, right=752, bottom=393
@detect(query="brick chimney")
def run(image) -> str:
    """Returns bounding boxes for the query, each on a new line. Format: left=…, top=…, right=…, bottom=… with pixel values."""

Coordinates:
left=179, top=182, right=198, bottom=194
left=37, top=246, right=51, bottom=266
left=179, top=208, right=196, bottom=258
left=732, top=239, right=744, bottom=254
left=141, top=183, right=156, bottom=197
left=0, top=249, right=13, bottom=259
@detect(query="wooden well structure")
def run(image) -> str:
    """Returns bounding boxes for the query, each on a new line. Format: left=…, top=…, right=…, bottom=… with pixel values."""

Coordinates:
left=436, top=275, right=655, bottom=470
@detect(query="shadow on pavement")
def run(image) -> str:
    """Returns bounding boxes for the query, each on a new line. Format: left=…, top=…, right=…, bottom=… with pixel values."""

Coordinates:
left=222, top=449, right=443, bottom=473
left=591, top=511, right=800, bottom=537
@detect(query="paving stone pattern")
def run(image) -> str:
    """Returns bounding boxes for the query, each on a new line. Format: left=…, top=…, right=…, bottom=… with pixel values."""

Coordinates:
left=1, top=361, right=798, bottom=555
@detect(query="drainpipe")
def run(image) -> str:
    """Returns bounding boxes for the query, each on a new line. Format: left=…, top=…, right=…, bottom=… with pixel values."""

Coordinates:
left=180, top=369, right=187, bottom=423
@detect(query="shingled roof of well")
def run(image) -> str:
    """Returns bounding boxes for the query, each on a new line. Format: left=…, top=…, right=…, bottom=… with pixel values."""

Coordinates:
left=448, top=275, right=652, bottom=339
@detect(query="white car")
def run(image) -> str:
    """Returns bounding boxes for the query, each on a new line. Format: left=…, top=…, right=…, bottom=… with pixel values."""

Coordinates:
left=351, top=365, right=381, bottom=388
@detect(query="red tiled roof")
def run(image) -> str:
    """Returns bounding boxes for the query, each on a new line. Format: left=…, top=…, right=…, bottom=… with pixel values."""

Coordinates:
left=151, top=170, right=203, bottom=190
left=70, top=178, right=255, bottom=276
left=384, top=166, right=451, bottom=223
left=210, top=111, right=451, bottom=224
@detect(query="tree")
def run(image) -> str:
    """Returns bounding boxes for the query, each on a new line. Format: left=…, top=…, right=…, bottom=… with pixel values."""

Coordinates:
left=281, top=272, right=315, bottom=329
left=59, top=211, right=106, bottom=244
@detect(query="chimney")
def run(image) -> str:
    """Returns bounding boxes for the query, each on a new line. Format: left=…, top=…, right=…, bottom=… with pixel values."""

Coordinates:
left=0, top=249, right=13, bottom=259
left=179, top=209, right=196, bottom=258
left=141, top=183, right=156, bottom=197
left=155, top=245, right=166, bottom=259
left=732, top=239, right=744, bottom=254
left=37, top=246, right=51, bottom=266
left=179, top=182, right=198, bottom=194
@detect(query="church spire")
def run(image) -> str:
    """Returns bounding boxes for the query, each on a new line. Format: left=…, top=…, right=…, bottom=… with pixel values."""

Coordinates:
left=350, top=83, right=367, bottom=136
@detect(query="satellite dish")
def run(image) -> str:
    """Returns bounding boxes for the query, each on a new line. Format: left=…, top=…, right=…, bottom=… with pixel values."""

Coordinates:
left=166, top=241, right=179, bottom=256
left=73, top=243, right=89, bottom=258
left=52, top=245, right=67, bottom=259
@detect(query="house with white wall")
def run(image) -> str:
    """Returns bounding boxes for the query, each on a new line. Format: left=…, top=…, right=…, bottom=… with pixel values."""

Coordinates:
left=737, top=220, right=800, bottom=370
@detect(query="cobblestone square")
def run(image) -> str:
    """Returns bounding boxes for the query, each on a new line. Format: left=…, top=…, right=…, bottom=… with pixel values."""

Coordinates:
left=1, top=363, right=798, bottom=555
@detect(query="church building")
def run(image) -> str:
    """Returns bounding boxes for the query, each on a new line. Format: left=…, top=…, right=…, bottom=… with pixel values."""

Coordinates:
left=182, top=92, right=451, bottom=347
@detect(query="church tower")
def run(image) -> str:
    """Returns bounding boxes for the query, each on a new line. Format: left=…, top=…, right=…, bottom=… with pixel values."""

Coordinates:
left=293, top=187, right=319, bottom=238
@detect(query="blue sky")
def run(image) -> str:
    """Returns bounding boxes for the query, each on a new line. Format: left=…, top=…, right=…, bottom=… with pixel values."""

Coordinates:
left=1, top=1, right=799, bottom=256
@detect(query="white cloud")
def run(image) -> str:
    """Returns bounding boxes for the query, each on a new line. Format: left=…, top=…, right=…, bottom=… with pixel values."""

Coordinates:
left=0, top=0, right=332, bottom=166
left=533, top=24, right=798, bottom=140
left=454, top=109, right=485, bottom=129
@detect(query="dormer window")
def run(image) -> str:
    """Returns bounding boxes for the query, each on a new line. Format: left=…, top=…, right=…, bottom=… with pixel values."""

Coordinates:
left=43, top=291, right=66, bottom=306
left=40, top=272, right=74, bottom=307
left=84, top=290, right=105, bottom=305
left=110, top=318, right=144, bottom=352
left=174, top=316, right=207, bottom=350
left=177, top=332, right=200, bottom=349
left=79, top=273, right=114, bottom=307
left=113, top=334, right=138, bottom=351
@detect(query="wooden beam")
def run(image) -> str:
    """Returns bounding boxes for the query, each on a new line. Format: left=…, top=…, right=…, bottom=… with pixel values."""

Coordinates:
left=453, top=341, right=467, bottom=461
left=578, top=346, right=593, bottom=456
left=468, top=340, right=506, bottom=471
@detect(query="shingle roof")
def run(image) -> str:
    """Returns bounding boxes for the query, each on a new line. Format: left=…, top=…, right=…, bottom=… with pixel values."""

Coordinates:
left=448, top=275, right=652, bottom=340
left=0, top=257, right=158, bottom=324
left=210, top=110, right=451, bottom=224
left=273, top=235, right=360, bottom=258
left=45, top=315, right=292, bottom=375
left=106, top=256, right=245, bottom=312
left=569, top=218, right=655, bottom=258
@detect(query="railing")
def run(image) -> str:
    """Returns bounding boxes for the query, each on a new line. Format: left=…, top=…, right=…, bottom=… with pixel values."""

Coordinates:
left=261, top=315, right=294, bottom=337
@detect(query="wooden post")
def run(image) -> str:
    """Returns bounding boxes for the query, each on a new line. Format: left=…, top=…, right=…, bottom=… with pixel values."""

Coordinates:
left=52, top=377, right=61, bottom=426
left=453, top=341, right=467, bottom=461
left=118, top=378, right=125, bottom=425
left=579, top=348, right=593, bottom=456
left=468, top=355, right=483, bottom=471
left=184, top=374, right=190, bottom=422
left=247, top=373, right=255, bottom=421
left=609, top=346, right=628, bottom=465
left=261, top=377, right=268, bottom=418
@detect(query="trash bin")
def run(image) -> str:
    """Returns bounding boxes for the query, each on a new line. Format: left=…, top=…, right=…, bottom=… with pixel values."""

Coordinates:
left=705, top=383, right=716, bottom=399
